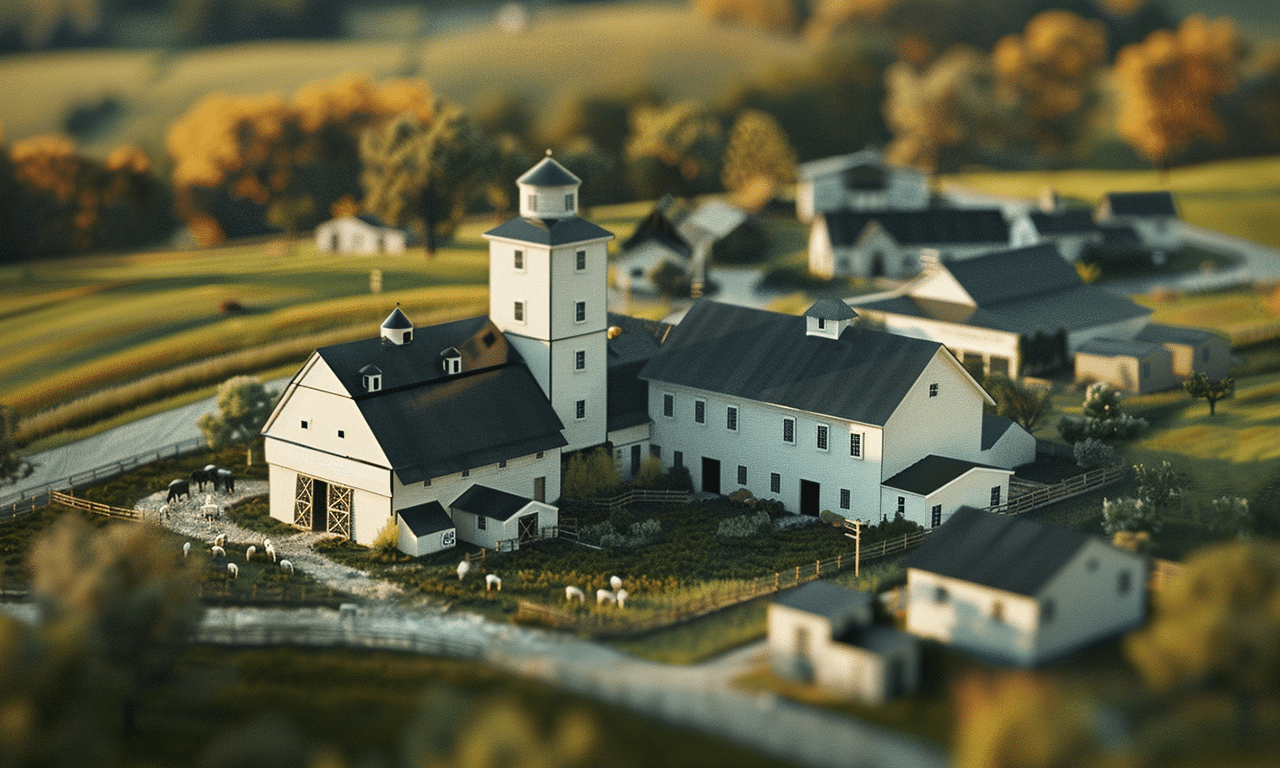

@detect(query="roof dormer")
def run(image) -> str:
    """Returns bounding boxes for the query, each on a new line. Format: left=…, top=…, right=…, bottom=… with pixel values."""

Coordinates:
left=381, top=305, right=414, bottom=346
left=804, top=299, right=857, bottom=339
left=440, top=347, right=462, bottom=375
left=360, top=364, right=382, bottom=393
left=517, top=151, right=581, bottom=220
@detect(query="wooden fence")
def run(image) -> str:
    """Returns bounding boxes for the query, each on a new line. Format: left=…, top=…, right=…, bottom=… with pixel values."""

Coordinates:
left=983, top=465, right=1125, bottom=517
left=564, top=489, right=690, bottom=511
left=50, top=490, right=139, bottom=520
left=193, top=620, right=487, bottom=660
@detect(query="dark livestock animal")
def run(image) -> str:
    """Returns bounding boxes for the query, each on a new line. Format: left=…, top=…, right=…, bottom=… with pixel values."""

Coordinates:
left=190, top=468, right=211, bottom=492
left=166, top=479, right=190, bottom=503
left=215, top=468, right=235, bottom=494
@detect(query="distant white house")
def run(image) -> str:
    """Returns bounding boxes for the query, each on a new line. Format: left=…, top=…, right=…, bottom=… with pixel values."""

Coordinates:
left=316, top=215, right=408, bottom=255
left=809, top=208, right=1010, bottom=279
left=1095, top=191, right=1181, bottom=253
left=615, top=197, right=693, bottom=296
left=796, top=149, right=930, bottom=223
left=906, top=507, right=1149, bottom=666
left=769, top=580, right=920, bottom=705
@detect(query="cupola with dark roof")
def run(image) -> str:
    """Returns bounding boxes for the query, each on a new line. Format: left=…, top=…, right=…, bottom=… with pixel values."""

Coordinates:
left=359, top=364, right=382, bottom=393
left=381, top=305, right=414, bottom=346
left=804, top=299, right=857, bottom=339
left=440, top=346, right=462, bottom=375
left=518, top=150, right=581, bottom=220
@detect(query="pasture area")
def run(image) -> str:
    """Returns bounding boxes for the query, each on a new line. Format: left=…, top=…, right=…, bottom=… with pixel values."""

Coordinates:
left=939, top=156, right=1280, bottom=250
left=0, top=4, right=808, bottom=159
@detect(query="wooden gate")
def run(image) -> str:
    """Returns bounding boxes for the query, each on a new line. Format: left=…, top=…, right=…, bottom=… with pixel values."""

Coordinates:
left=294, top=475, right=313, bottom=529
left=518, top=513, right=538, bottom=542
left=327, top=484, right=352, bottom=539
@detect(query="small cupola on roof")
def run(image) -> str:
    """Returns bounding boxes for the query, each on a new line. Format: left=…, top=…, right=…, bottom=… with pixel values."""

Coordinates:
left=518, top=150, right=581, bottom=220
left=440, top=346, right=462, bottom=375
left=804, top=299, right=857, bottom=339
left=381, top=305, right=414, bottom=346
left=360, top=364, right=382, bottom=393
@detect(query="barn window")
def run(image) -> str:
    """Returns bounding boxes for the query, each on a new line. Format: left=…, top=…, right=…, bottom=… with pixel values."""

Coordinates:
left=840, top=489, right=850, bottom=510
left=575, top=249, right=586, bottom=271
left=514, top=301, right=525, bottom=322
left=567, top=193, right=576, bottom=212
left=694, top=399, right=706, bottom=425
left=575, top=350, right=586, bottom=371
left=477, top=515, right=486, bottom=531
left=1118, top=571, right=1132, bottom=595
left=576, top=399, right=586, bottom=419
left=816, top=424, right=829, bottom=451
left=896, top=496, right=905, bottom=517
left=850, top=432, right=862, bottom=458
left=575, top=301, right=586, bottom=323
left=929, top=383, right=939, bottom=397
left=337, top=430, right=344, bottom=439
left=934, top=586, right=949, bottom=604
left=990, top=486, right=1002, bottom=507
left=726, top=406, right=738, bottom=431
left=663, top=393, right=674, bottom=418
left=770, top=473, right=780, bottom=493
left=737, top=465, right=747, bottom=485
left=782, top=417, right=795, bottom=444
left=514, top=249, right=524, bottom=270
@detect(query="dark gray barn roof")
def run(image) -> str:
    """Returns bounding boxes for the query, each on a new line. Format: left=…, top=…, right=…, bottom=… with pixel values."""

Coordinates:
left=639, top=301, right=945, bottom=427
left=605, top=313, right=670, bottom=433
left=518, top=156, right=580, bottom=186
left=944, top=244, right=1078, bottom=306
left=1027, top=209, right=1098, bottom=235
left=824, top=208, right=1009, bottom=248
left=882, top=455, right=1005, bottom=496
left=484, top=216, right=614, bottom=246
left=774, top=580, right=874, bottom=620
left=981, top=414, right=1017, bottom=451
left=398, top=501, right=454, bottom=537
left=451, top=484, right=536, bottom=521
left=907, top=507, right=1095, bottom=596
left=1100, top=191, right=1178, bottom=218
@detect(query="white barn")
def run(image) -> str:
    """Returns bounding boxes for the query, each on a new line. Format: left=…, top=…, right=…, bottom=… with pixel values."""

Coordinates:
left=906, top=507, right=1149, bottom=666
left=808, top=208, right=1010, bottom=279
left=796, top=150, right=930, bottom=223
left=315, top=215, right=408, bottom=255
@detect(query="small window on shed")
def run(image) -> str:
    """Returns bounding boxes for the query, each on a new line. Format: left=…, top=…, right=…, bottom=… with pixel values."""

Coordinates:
left=477, top=515, right=486, bottom=531
left=1118, top=571, right=1132, bottom=595
left=934, top=586, right=949, bottom=604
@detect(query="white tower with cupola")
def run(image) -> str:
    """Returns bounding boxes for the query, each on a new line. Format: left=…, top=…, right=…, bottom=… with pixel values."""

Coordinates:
left=483, top=152, right=614, bottom=452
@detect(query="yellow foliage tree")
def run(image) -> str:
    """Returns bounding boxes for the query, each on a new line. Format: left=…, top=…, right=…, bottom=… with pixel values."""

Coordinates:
left=953, top=672, right=1109, bottom=768
left=1114, top=15, right=1244, bottom=171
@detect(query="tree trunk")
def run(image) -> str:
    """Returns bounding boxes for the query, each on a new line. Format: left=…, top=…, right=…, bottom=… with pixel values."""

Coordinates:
left=1209, top=397, right=1217, bottom=416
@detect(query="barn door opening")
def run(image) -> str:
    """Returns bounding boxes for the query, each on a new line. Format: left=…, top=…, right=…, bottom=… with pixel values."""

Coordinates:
left=701, top=457, right=721, bottom=495
left=800, top=479, right=820, bottom=516
left=312, top=480, right=329, bottom=532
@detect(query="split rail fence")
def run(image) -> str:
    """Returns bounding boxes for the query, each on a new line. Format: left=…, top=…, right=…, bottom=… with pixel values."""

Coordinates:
left=49, top=491, right=139, bottom=520
left=564, top=489, right=690, bottom=511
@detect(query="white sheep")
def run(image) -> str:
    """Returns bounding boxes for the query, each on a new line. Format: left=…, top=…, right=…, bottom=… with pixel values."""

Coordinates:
left=565, top=586, right=585, bottom=603
left=263, top=538, right=272, bottom=550
left=616, top=588, right=628, bottom=609
left=212, top=533, right=226, bottom=548
left=210, top=545, right=226, bottom=558
left=246, top=545, right=256, bottom=562
left=280, top=560, right=294, bottom=575
left=596, top=589, right=616, bottom=606
left=610, top=575, right=623, bottom=591
left=227, top=562, right=239, bottom=579
left=486, top=574, right=502, bottom=592
left=457, top=560, right=471, bottom=581
left=265, top=543, right=277, bottom=563
left=182, top=541, right=191, bottom=558
left=159, top=504, right=170, bottom=520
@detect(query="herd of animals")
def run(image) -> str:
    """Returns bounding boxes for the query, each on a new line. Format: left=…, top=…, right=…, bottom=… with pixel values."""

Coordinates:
left=166, top=463, right=236, bottom=504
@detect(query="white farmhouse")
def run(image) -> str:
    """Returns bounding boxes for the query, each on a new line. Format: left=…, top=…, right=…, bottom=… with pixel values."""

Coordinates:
left=769, top=580, right=920, bottom=705
left=808, top=208, right=1010, bottom=279
left=638, top=298, right=1034, bottom=526
left=796, top=149, right=930, bottom=224
left=906, top=507, right=1148, bottom=666
left=315, top=214, right=408, bottom=254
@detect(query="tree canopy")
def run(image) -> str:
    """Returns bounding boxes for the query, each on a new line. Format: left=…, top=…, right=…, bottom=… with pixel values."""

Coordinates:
left=1183, top=371, right=1234, bottom=415
left=197, top=376, right=277, bottom=464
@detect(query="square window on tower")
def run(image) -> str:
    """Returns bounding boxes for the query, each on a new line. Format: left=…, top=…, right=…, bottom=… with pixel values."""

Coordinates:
left=575, top=300, right=586, bottom=323
left=576, top=250, right=586, bottom=271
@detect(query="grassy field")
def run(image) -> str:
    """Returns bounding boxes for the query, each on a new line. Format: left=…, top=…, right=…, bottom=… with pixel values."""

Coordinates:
left=940, top=156, right=1280, bottom=249
left=0, top=4, right=807, bottom=160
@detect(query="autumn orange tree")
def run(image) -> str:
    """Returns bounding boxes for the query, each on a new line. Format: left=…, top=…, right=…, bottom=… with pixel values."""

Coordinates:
left=166, top=73, right=435, bottom=245
left=3, top=133, right=171, bottom=261
left=1115, top=15, right=1244, bottom=172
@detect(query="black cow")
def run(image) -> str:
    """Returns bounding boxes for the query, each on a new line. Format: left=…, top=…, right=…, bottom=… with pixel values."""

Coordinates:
left=190, top=468, right=211, bottom=492
left=215, top=469, right=235, bottom=494
left=167, top=479, right=190, bottom=503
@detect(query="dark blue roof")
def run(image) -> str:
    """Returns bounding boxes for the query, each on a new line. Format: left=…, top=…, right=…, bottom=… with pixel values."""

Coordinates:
left=398, top=501, right=454, bottom=537
left=381, top=307, right=413, bottom=329
left=484, top=216, right=614, bottom=246
left=639, top=301, right=944, bottom=427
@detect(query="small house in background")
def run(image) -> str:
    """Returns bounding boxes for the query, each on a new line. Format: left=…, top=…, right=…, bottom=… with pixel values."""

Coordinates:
left=769, top=580, right=921, bottom=706
left=448, top=484, right=558, bottom=551
left=1135, top=324, right=1232, bottom=381
left=809, top=208, right=1010, bottom=279
left=880, top=455, right=1016, bottom=530
left=906, top=508, right=1148, bottom=667
left=615, top=196, right=692, bottom=296
left=396, top=501, right=457, bottom=557
left=316, top=214, right=408, bottom=255
left=796, top=149, right=930, bottom=223
left=1095, top=191, right=1181, bottom=253
left=1008, top=208, right=1102, bottom=262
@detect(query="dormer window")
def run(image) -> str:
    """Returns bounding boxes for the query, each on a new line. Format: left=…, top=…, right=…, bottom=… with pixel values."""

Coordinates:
left=441, top=348, right=462, bottom=375
left=803, top=299, right=856, bottom=339
left=360, top=364, right=383, bottom=393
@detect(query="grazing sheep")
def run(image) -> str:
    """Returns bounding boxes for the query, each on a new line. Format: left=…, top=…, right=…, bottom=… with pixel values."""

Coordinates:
left=159, top=504, right=170, bottom=521
left=596, top=589, right=616, bottom=606
left=280, top=560, right=294, bottom=574
left=565, top=586, right=585, bottom=603
left=182, top=541, right=191, bottom=558
left=227, top=563, right=239, bottom=579
left=616, top=588, right=628, bottom=608
left=610, top=575, right=623, bottom=591
left=212, top=532, right=226, bottom=548
left=263, top=538, right=272, bottom=550
left=210, top=545, right=226, bottom=558
left=457, top=560, right=471, bottom=581
left=265, top=543, right=277, bottom=563
left=246, top=545, right=256, bottom=562
left=486, top=574, right=502, bottom=592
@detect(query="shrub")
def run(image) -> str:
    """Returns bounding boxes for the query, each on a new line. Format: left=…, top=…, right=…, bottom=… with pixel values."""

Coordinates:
left=1057, top=413, right=1147, bottom=444
left=562, top=447, right=621, bottom=498
left=716, top=510, right=772, bottom=541
left=632, top=455, right=664, bottom=489
left=818, top=509, right=845, bottom=527
left=580, top=517, right=662, bottom=548
left=220, top=298, right=244, bottom=314
left=776, top=513, right=822, bottom=531
left=609, top=508, right=637, bottom=535
left=1073, top=438, right=1120, bottom=469
left=1102, top=497, right=1158, bottom=535
left=1205, top=496, right=1251, bottom=539
left=372, top=517, right=399, bottom=554
left=727, top=488, right=756, bottom=506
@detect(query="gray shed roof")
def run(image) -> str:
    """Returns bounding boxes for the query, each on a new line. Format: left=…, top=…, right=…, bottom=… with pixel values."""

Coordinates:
left=882, top=455, right=1006, bottom=496
left=1026, top=209, right=1098, bottom=235
left=451, top=484, right=535, bottom=522
left=981, top=413, right=1017, bottom=451
left=774, top=580, right=874, bottom=620
left=943, top=244, right=1079, bottom=306
left=805, top=299, right=858, bottom=321
left=398, top=501, right=454, bottom=537
left=638, top=301, right=945, bottom=427
left=484, top=216, right=614, bottom=246
left=824, top=208, right=1009, bottom=248
left=1100, top=191, right=1178, bottom=217
left=1136, top=323, right=1221, bottom=346
left=1076, top=338, right=1167, bottom=359
left=907, top=507, right=1097, bottom=597
left=518, top=155, right=580, bottom=186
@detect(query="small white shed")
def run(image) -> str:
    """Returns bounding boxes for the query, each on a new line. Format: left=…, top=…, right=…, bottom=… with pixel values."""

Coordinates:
left=316, top=215, right=407, bottom=255
left=396, top=501, right=457, bottom=557
left=449, top=484, right=558, bottom=551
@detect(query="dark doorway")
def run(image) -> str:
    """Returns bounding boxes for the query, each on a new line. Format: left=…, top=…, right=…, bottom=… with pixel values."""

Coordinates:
left=312, top=480, right=329, bottom=532
left=534, top=476, right=546, bottom=503
left=800, top=479, right=820, bottom=516
left=631, top=444, right=642, bottom=476
left=701, top=457, right=721, bottom=495
left=518, top=514, right=538, bottom=542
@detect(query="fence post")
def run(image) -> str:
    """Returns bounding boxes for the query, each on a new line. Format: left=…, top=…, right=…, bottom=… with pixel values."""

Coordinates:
left=774, top=572, right=779, bottom=591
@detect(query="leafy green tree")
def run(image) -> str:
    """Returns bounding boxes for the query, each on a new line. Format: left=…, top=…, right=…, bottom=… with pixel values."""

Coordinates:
left=198, top=376, right=277, bottom=465
left=1183, top=371, right=1235, bottom=415
left=360, top=106, right=500, bottom=257
left=1102, top=496, right=1157, bottom=536
left=561, top=448, right=620, bottom=498
left=721, top=109, right=798, bottom=205
left=985, top=375, right=1053, bottom=431
left=624, top=101, right=725, bottom=200
left=0, top=405, right=34, bottom=486
left=1133, top=460, right=1188, bottom=515
left=1126, top=540, right=1280, bottom=739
